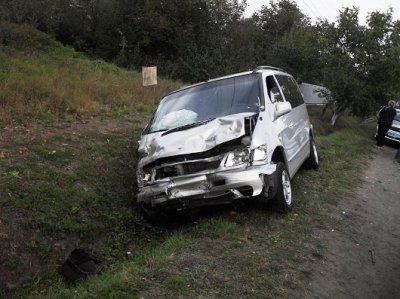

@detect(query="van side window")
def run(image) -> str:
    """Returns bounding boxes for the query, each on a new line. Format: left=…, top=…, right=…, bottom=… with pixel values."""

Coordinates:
left=266, top=75, right=284, bottom=103
left=289, top=77, right=304, bottom=106
left=275, top=75, right=304, bottom=108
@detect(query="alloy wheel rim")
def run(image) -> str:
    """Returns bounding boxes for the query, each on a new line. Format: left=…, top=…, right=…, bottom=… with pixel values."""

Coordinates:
left=313, top=141, right=319, bottom=164
left=282, top=170, right=292, bottom=205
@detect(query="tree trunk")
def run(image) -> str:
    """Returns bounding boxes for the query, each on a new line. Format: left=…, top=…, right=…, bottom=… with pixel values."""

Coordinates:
left=331, top=112, right=340, bottom=126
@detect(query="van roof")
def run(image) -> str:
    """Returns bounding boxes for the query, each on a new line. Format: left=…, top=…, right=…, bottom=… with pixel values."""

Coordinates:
left=166, top=67, right=288, bottom=97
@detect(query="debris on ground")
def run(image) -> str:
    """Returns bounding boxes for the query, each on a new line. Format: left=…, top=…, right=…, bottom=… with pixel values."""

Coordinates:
left=369, top=249, right=376, bottom=265
left=61, top=248, right=103, bottom=283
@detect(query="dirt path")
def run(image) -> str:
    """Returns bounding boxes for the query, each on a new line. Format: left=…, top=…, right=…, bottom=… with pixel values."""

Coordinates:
left=309, top=145, right=400, bottom=298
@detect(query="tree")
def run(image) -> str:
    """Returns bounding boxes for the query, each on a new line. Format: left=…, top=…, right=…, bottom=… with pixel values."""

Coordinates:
left=0, top=0, right=63, bottom=33
left=252, top=0, right=315, bottom=79
left=315, top=8, right=366, bottom=124
left=317, top=7, right=400, bottom=124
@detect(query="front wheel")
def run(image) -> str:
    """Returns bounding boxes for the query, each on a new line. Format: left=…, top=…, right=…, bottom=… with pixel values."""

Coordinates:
left=271, top=162, right=293, bottom=213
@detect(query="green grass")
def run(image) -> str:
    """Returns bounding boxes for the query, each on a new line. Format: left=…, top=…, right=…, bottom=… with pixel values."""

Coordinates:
left=9, top=116, right=371, bottom=299
left=165, top=275, right=190, bottom=292
left=193, top=216, right=239, bottom=239
left=0, top=111, right=374, bottom=297
left=37, top=232, right=190, bottom=299
left=0, top=21, right=180, bottom=125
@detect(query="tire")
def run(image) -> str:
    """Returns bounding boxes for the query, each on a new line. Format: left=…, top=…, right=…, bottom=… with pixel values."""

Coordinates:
left=305, top=136, right=319, bottom=169
left=271, top=162, right=293, bottom=213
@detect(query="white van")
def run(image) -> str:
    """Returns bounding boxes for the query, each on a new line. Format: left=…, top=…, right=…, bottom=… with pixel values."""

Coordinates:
left=136, top=66, right=319, bottom=221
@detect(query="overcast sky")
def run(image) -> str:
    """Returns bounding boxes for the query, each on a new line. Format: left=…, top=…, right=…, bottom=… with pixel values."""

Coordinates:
left=244, top=0, right=400, bottom=24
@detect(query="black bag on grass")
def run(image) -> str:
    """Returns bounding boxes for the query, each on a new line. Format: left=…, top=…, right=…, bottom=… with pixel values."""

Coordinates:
left=61, top=248, right=103, bottom=283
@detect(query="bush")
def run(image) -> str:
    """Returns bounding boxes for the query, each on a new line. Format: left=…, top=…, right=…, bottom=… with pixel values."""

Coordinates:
left=0, top=21, right=59, bottom=53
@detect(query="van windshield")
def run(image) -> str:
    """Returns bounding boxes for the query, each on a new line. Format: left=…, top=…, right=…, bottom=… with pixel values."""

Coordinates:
left=148, top=74, right=261, bottom=133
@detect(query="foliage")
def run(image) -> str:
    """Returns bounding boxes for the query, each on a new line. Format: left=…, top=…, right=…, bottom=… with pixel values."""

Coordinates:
left=316, top=8, right=400, bottom=118
left=1, top=1, right=400, bottom=118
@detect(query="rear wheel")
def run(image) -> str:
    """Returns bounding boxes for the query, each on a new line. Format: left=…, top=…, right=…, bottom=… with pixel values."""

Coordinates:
left=305, top=136, right=319, bottom=169
left=271, top=162, right=293, bottom=213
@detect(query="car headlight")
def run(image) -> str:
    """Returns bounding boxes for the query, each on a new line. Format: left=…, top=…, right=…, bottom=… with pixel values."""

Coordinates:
left=252, top=145, right=268, bottom=161
left=137, top=170, right=152, bottom=187
left=225, top=148, right=250, bottom=167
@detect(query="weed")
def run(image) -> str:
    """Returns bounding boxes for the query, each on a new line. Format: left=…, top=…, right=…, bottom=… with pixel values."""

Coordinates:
left=195, top=216, right=238, bottom=238
left=137, top=103, right=150, bottom=113
left=8, top=170, right=21, bottom=178
left=32, top=146, right=76, bottom=167
left=165, top=275, right=190, bottom=292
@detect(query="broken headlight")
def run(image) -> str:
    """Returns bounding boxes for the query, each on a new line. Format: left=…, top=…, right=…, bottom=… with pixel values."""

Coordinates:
left=225, top=147, right=250, bottom=167
left=137, top=170, right=152, bottom=187
left=252, top=145, right=268, bottom=161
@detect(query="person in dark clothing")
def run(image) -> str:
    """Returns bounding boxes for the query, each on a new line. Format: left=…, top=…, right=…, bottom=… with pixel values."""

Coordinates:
left=376, top=100, right=397, bottom=147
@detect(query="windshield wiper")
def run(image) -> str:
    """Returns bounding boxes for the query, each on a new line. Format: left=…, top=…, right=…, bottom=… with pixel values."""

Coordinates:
left=161, top=118, right=215, bottom=136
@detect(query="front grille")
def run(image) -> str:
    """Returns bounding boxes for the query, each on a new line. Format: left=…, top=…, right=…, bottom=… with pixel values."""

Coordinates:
left=143, top=138, right=242, bottom=172
left=156, top=160, right=221, bottom=179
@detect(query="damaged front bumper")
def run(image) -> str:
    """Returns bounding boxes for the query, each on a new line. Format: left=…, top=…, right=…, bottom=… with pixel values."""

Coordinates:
left=137, top=163, right=277, bottom=210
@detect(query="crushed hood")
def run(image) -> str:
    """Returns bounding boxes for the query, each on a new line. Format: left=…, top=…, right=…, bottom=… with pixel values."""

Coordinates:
left=138, top=113, right=255, bottom=167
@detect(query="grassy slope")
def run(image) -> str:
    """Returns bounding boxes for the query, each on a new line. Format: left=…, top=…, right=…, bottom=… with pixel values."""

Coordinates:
left=0, top=22, right=180, bottom=294
left=0, top=22, right=376, bottom=298
left=0, top=21, right=180, bottom=125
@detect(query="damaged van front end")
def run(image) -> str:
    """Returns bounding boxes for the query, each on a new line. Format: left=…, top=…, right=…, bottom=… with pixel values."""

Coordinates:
left=137, top=113, right=277, bottom=213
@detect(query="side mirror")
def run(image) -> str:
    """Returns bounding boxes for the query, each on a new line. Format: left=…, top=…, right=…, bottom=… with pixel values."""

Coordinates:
left=274, top=101, right=292, bottom=119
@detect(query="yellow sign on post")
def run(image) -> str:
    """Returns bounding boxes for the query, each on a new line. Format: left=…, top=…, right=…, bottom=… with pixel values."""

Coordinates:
left=142, top=66, right=157, bottom=86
